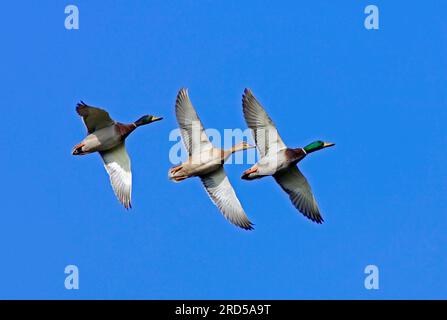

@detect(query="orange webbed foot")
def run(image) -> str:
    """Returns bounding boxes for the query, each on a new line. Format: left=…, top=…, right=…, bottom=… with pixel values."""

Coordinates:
left=243, top=167, right=258, bottom=175
left=72, top=143, right=86, bottom=155
left=170, top=165, right=183, bottom=174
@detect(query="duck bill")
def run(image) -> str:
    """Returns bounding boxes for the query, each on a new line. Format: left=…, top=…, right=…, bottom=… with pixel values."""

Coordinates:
left=323, top=142, right=335, bottom=148
left=151, top=116, right=163, bottom=122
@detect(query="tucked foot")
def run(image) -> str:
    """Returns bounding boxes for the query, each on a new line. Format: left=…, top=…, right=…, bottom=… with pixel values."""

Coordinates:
left=170, top=165, right=183, bottom=174
left=72, top=143, right=85, bottom=155
left=241, top=166, right=258, bottom=180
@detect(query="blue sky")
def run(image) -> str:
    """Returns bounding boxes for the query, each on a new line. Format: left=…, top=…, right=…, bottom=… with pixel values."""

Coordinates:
left=1, top=1, right=446, bottom=299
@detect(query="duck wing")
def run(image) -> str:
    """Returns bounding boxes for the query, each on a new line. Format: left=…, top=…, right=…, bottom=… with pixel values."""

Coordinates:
left=273, top=166, right=323, bottom=223
left=76, top=101, right=115, bottom=134
left=242, top=89, right=287, bottom=157
left=175, top=89, right=213, bottom=156
left=100, top=143, right=132, bottom=209
left=200, top=167, right=254, bottom=230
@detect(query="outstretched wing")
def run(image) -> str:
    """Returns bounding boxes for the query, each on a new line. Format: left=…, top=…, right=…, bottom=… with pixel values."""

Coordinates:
left=242, top=89, right=286, bottom=157
left=76, top=101, right=115, bottom=134
left=273, top=166, right=323, bottom=223
left=100, top=144, right=132, bottom=209
left=175, top=89, right=213, bottom=155
left=200, top=167, right=254, bottom=230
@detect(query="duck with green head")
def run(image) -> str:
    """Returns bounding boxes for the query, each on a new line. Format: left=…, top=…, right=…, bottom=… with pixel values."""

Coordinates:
left=241, top=89, right=335, bottom=224
left=72, top=101, right=163, bottom=209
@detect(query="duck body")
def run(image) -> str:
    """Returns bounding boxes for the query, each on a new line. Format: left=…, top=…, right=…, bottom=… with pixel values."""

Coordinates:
left=170, top=148, right=236, bottom=181
left=72, top=123, right=135, bottom=155
left=242, top=147, right=307, bottom=179
left=169, top=150, right=220, bottom=181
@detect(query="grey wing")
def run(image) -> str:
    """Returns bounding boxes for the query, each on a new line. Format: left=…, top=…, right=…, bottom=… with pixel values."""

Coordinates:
left=200, top=167, right=254, bottom=230
left=273, top=166, right=323, bottom=223
left=100, top=143, right=132, bottom=209
left=242, top=88, right=286, bottom=157
left=76, top=101, right=115, bottom=134
left=175, top=89, right=213, bottom=156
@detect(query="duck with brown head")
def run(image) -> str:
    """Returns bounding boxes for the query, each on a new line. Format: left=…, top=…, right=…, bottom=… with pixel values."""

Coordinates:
left=168, top=88, right=255, bottom=231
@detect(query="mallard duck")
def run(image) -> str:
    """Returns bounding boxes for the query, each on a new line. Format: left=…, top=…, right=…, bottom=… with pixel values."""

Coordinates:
left=168, top=89, right=255, bottom=230
left=72, top=101, right=162, bottom=209
left=241, top=89, right=334, bottom=223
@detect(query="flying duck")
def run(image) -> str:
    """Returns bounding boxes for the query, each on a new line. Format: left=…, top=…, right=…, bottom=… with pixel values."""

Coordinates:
left=72, top=101, right=162, bottom=209
left=241, top=89, right=334, bottom=223
left=169, top=89, right=255, bottom=230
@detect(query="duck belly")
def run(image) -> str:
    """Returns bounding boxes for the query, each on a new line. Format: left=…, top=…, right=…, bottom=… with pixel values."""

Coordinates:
left=257, top=153, right=289, bottom=175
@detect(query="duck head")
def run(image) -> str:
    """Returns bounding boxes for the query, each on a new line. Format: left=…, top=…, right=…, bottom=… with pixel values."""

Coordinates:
left=303, top=140, right=335, bottom=154
left=134, top=115, right=163, bottom=127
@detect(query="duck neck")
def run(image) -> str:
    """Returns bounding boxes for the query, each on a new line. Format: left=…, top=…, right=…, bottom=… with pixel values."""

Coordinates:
left=223, top=144, right=243, bottom=161
left=117, top=122, right=137, bottom=139
left=231, top=143, right=246, bottom=154
left=287, top=148, right=307, bottom=162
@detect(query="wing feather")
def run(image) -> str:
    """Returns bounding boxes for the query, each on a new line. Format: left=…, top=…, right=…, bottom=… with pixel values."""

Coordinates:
left=274, top=166, right=323, bottom=223
left=200, top=167, right=253, bottom=230
left=242, top=89, right=286, bottom=157
left=100, top=144, right=132, bottom=209
left=76, top=101, right=115, bottom=134
left=175, top=89, right=213, bottom=155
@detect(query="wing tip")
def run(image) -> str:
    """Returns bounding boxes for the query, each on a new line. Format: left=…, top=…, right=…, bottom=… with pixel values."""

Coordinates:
left=238, top=220, right=255, bottom=231
left=312, top=216, right=324, bottom=224
left=243, top=87, right=252, bottom=95
left=75, top=100, right=88, bottom=114
left=242, top=88, right=254, bottom=103
left=118, top=195, right=132, bottom=210
left=175, top=88, right=191, bottom=110
left=305, top=211, right=324, bottom=224
left=76, top=100, right=87, bottom=107
left=242, top=88, right=261, bottom=117
left=177, top=87, right=189, bottom=100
